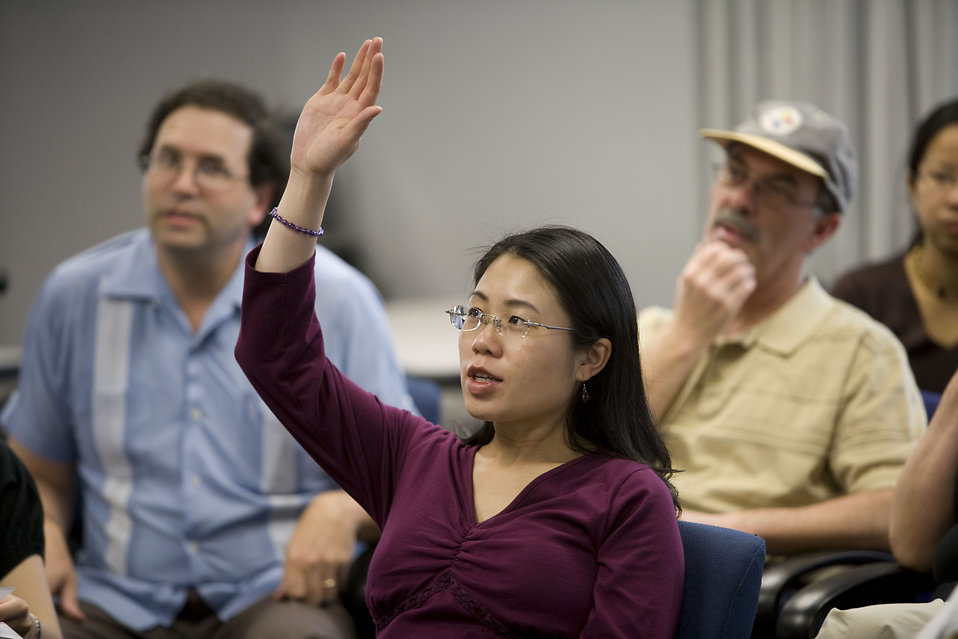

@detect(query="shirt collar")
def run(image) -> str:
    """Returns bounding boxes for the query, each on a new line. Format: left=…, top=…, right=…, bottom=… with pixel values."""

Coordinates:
left=99, top=229, right=166, bottom=302
left=99, top=228, right=251, bottom=312
left=719, top=277, right=834, bottom=355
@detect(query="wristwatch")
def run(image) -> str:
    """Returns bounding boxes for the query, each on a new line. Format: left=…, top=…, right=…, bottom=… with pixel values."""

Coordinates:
left=25, top=613, right=41, bottom=639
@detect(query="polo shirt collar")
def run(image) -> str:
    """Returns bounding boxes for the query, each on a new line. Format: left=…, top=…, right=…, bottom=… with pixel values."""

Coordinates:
left=721, top=277, right=833, bottom=356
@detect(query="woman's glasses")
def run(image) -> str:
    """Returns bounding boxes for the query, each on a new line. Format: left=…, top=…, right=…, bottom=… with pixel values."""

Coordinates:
left=446, top=305, right=574, bottom=339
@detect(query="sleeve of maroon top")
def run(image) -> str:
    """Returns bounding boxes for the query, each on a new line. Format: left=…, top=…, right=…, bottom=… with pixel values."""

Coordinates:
left=235, top=244, right=422, bottom=526
left=583, top=468, right=684, bottom=638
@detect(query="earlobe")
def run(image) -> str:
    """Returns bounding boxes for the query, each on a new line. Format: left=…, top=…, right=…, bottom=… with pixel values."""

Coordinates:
left=805, top=213, right=841, bottom=253
left=577, top=338, right=612, bottom=382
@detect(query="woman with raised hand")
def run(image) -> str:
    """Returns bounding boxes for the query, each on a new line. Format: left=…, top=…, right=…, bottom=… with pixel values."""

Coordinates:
left=235, top=37, right=683, bottom=637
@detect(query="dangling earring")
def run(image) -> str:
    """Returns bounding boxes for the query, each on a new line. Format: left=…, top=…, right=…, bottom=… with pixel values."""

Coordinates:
left=581, top=382, right=590, bottom=404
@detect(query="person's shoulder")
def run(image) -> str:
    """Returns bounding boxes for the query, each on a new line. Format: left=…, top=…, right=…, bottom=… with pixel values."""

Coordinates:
left=831, top=253, right=905, bottom=295
left=44, top=229, right=148, bottom=291
left=637, top=305, right=673, bottom=338
left=583, top=455, right=669, bottom=490
left=581, top=457, right=679, bottom=520
left=834, top=253, right=903, bottom=279
left=313, top=246, right=377, bottom=288
left=27, top=230, right=149, bottom=317
left=311, top=245, right=385, bottom=314
left=638, top=305, right=672, bottom=320
left=822, top=287, right=908, bottom=351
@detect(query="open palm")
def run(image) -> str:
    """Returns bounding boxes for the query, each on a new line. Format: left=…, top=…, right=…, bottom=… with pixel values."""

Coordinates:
left=290, top=37, right=384, bottom=178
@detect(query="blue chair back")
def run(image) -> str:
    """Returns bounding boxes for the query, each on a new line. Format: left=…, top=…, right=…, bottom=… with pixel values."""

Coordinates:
left=922, top=389, right=942, bottom=420
left=406, top=375, right=442, bottom=424
left=677, top=520, right=766, bottom=639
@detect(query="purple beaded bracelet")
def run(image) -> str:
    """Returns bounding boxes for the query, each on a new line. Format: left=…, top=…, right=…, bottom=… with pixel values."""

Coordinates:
left=269, top=207, right=324, bottom=237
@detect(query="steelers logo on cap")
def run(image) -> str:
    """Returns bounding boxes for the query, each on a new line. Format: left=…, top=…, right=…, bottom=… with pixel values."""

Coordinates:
left=759, top=105, right=803, bottom=135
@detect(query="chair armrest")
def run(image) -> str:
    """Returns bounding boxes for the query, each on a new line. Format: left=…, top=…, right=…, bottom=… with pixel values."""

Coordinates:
left=752, top=550, right=894, bottom=637
left=775, top=561, right=935, bottom=639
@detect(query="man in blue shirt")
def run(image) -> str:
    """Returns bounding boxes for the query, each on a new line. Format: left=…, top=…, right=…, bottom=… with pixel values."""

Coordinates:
left=2, top=78, right=415, bottom=639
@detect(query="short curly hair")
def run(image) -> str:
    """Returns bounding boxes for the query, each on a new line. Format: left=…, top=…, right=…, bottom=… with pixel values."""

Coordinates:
left=137, top=78, right=287, bottom=199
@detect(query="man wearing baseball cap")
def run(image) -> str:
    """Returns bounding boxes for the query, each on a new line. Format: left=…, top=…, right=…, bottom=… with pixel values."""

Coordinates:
left=638, top=100, right=925, bottom=556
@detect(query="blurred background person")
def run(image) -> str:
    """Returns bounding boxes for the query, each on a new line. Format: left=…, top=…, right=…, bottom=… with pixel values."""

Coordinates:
left=832, top=97, right=958, bottom=395
left=1, top=437, right=63, bottom=638
left=639, top=100, right=924, bottom=556
left=815, top=367, right=958, bottom=638
left=2, top=77, right=413, bottom=639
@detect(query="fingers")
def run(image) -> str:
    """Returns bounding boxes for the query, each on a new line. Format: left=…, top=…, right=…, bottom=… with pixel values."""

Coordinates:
left=341, top=105, right=384, bottom=145
left=304, top=566, right=324, bottom=606
left=276, top=566, right=341, bottom=607
left=338, top=39, right=371, bottom=94
left=355, top=38, right=384, bottom=102
left=684, top=241, right=755, bottom=296
left=0, top=596, right=31, bottom=637
left=59, top=574, right=85, bottom=621
left=672, top=241, right=756, bottom=341
left=340, top=37, right=382, bottom=98
left=357, top=47, right=384, bottom=106
left=320, top=52, right=347, bottom=94
left=44, top=529, right=85, bottom=619
left=318, top=36, right=381, bottom=99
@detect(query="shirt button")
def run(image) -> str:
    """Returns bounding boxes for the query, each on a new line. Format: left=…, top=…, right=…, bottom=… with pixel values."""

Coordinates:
left=190, top=407, right=203, bottom=421
left=191, top=475, right=202, bottom=487
left=188, top=540, right=199, bottom=553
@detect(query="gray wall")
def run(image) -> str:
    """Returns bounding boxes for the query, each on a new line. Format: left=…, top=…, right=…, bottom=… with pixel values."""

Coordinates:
left=0, top=1, right=701, bottom=346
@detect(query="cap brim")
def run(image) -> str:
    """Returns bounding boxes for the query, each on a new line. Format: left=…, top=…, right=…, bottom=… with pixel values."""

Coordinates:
left=698, top=129, right=827, bottom=179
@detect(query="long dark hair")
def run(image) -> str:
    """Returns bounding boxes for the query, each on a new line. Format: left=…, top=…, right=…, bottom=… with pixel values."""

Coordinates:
left=464, top=226, right=679, bottom=509
left=906, top=97, right=958, bottom=247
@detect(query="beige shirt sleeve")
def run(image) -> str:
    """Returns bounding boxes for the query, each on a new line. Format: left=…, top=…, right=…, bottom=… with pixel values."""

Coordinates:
left=830, top=325, right=926, bottom=494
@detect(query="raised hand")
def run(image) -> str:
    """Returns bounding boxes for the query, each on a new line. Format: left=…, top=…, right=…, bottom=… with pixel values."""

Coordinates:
left=289, top=37, right=385, bottom=179
left=257, top=37, right=386, bottom=273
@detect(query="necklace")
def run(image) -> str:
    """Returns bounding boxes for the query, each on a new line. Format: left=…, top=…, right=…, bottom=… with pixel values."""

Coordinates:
left=908, top=243, right=958, bottom=300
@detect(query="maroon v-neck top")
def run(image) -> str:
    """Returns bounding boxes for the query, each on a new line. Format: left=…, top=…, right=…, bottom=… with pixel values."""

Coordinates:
left=236, top=246, right=683, bottom=638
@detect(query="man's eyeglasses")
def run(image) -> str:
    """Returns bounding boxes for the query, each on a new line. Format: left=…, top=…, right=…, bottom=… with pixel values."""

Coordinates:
left=140, top=149, right=248, bottom=192
left=446, top=305, right=574, bottom=339
left=714, top=161, right=824, bottom=210
left=917, top=169, right=958, bottom=193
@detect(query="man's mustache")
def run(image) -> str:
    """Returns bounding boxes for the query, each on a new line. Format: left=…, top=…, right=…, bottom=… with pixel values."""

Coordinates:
left=713, top=209, right=760, bottom=243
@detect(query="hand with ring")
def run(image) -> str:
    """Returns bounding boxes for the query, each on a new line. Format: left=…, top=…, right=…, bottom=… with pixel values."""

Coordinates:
left=276, top=491, right=360, bottom=606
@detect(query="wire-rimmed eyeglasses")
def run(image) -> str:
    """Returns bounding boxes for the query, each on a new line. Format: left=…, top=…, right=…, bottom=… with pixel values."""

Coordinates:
left=446, top=305, right=575, bottom=339
left=139, top=149, right=248, bottom=192
left=713, top=161, right=825, bottom=210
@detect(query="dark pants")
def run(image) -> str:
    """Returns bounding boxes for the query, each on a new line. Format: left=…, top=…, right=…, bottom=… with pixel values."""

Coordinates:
left=59, top=590, right=355, bottom=639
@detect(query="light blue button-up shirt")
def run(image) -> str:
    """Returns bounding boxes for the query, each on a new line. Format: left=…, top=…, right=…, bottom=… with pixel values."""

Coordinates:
left=2, top=228, right=415, bottom=630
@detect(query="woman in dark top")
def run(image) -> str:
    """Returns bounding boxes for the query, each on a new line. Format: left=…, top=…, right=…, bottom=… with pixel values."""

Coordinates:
left=235, top=38, right=684, bottom=637
left=831, top=97, right=958, bottom=393
left=0, top=438, right=62, bottom=638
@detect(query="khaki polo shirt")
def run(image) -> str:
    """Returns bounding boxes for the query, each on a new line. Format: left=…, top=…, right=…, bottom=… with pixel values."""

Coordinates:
left=639, top=278, right=926, bottom=513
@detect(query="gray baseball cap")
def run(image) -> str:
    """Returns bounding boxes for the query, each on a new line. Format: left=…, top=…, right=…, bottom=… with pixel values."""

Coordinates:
left=700, top=100, right=858, bottom=213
